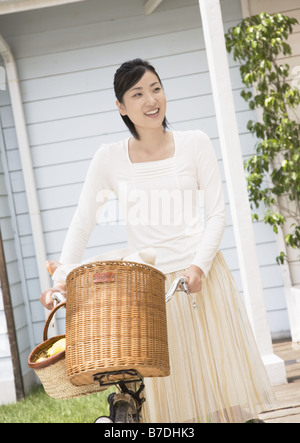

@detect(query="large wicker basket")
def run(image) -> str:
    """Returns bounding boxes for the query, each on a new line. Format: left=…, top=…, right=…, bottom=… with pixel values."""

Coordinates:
left=65, top=261, right=170, bottom=386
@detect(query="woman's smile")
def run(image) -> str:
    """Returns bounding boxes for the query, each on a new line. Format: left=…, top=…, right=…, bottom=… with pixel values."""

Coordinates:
left=145, top=108, right=160, bottom=118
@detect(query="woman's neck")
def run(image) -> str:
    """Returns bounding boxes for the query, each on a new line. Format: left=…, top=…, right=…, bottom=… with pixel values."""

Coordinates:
left=129, top=129, right=174, bottom=163
left=137, top=127, right=167, bottom=151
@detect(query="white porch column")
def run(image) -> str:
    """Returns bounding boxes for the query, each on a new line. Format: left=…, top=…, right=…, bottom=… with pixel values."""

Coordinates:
left=198, top=0, right=286, bottom=385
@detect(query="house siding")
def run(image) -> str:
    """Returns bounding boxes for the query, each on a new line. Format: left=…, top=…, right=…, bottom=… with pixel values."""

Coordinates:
left=0, top=0, right=291, bottom=377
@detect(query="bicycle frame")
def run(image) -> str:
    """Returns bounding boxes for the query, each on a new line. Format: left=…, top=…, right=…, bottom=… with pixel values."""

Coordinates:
left=94, top=370, right=145, bottom=423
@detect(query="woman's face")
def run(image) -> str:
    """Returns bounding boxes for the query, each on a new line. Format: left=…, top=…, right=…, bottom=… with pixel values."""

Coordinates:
left=116, top=70, right=167, bottom=134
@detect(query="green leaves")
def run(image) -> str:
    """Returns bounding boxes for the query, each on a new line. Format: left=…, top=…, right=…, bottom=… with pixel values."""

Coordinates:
left=225, top=13, right=300, bottom=265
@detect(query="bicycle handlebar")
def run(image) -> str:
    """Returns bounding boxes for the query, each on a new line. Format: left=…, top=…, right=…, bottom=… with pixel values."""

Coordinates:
left=52, top=292, right=67, bottom=305
left=165, top=277, right=189, bottom=303
left=165, top=277, right=198, bottom=309
left=51, top=277, right=197, bottom=309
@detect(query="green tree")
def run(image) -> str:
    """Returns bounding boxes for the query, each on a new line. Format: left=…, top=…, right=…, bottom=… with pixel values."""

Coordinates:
left=225, top=12, right=300, bottom=264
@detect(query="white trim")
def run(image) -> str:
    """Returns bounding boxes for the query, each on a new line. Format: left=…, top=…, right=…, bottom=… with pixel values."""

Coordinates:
left=0, top=0, right=87, bottom=15
left=144, top=0, right=164, bottom=15
left=198, top=0, right=287, bottom=385
left=240, top=0, right=251, bottom=17
left=0, top=379, right=16, bottom=405
left=0, top=36, right=54, bottom=324
left=262, top=354, right=288, bottom=387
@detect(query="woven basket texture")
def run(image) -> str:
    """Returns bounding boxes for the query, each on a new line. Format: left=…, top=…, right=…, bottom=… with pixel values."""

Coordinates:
left=65, top=261, right=170, bottom=386
left=30, top=355, right=105, bottom=399
left=28, top=303, right=106, bottom=399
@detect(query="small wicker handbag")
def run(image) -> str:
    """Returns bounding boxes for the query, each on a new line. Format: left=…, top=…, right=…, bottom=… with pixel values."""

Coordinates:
left=65, top=261, right=170, bottom=386
left=28, top=301, right=106, bottom=399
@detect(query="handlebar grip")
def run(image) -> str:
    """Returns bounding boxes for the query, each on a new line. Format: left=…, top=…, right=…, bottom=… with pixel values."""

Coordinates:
left=51, top=291, right=67, bottom=304
left=165, top=277, right=189, bottom=303
left=165, top=277, right=198, bottom=309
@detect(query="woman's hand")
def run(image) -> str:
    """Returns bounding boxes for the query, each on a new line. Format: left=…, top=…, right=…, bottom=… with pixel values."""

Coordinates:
left=40, top=283, right=67, bottom=310
left=181, top=265, right=204, bottom=294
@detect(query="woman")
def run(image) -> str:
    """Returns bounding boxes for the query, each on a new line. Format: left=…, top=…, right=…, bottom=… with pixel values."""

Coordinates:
left=41, top=59, right=275, bottom=423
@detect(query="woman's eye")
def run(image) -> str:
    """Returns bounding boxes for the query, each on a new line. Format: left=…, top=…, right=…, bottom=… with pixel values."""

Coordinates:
left=154, top=87, right=161, bottom=92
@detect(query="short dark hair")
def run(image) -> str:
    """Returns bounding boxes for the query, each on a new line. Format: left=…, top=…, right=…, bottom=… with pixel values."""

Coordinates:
left=114, top=58, right=168, bottom=140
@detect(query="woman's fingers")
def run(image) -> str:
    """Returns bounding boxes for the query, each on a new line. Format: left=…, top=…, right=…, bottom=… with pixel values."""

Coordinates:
left=40, top=284, right=67, bottom=310
left=40, top=289, right=55, bottom=310
left=182, top=266, right=203, bottom=293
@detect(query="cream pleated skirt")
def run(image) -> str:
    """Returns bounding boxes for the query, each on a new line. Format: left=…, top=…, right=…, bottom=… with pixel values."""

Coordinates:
left=142, top=251, right=276, bottom=423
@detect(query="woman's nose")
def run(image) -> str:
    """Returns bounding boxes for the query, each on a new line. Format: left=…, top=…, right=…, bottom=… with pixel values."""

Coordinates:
left=145, top=93, right=157, bottom=106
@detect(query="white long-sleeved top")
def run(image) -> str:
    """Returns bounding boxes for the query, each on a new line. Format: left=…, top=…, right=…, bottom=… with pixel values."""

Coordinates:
left=59, top=130, right=226, bottom=277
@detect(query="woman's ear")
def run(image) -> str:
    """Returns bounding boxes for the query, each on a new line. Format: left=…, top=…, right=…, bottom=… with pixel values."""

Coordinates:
left=116, top=100, right=127, bottom=116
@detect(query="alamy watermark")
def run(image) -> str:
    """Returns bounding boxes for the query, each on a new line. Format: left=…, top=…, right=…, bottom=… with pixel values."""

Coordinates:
left=0, top=66, right=6, bottom=91
left=95, top=183, right=205, bottom=228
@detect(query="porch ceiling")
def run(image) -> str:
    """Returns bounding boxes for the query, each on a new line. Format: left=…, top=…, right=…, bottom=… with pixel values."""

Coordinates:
left=0, top=0, right=87, bottom=14
left=0, top=0, right=164, bottom=15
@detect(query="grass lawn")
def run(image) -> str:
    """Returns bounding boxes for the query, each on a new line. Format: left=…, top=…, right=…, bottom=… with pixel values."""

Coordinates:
left=0, top=385, right=114, bottom=423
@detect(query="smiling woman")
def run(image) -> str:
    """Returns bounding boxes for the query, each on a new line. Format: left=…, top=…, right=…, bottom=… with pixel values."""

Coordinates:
left=40, top=58, right=276, bottom=423
left=114, top=60, right=174, bottom=164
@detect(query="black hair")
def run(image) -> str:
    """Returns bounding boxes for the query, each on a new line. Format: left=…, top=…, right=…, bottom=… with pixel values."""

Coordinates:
left=114, top=58, right=168, bottom=140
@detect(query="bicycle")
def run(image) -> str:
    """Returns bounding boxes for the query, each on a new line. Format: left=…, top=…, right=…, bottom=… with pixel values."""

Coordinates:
left=52, top=276, right=194, bottom=424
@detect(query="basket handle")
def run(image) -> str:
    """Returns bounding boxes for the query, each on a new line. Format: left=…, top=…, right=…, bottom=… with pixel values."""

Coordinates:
left=43, top=301, right=66, bottom=341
